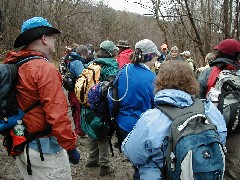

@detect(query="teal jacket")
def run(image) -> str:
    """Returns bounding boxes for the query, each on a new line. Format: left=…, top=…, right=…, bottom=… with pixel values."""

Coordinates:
left=95, top=58, right=119, bottom=81
left=81, top=58, right=119, bottom=140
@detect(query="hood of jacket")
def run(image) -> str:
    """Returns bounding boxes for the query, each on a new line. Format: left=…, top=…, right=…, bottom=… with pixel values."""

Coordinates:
left=154, top=89, right=194, bottom=108
left=3, top=49, right=46, bottom=64
left=95, top=57, right=118, bottom=67
left=95, top=57, right=119, bottom=81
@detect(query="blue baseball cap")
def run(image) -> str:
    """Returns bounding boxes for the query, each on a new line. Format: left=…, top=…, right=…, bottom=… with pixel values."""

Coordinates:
left=14, top=17, right=61, bottom=48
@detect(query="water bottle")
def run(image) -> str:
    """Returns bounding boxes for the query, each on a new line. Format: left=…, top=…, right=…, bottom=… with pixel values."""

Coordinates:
left=68, top=77, right=72, bottom=83
left=14, top=120, right=25, bottom=136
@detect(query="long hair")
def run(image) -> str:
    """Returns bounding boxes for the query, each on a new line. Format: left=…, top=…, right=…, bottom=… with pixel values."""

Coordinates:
left=131, top=48, right=156, bottom=64
left=96, top=48, right=118, bottom=58
left=154, top=61, right=200, bottom=95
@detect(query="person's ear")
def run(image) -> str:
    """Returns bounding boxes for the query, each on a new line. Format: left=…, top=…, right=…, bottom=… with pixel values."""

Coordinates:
left=42, top=35, right=48, bottom=45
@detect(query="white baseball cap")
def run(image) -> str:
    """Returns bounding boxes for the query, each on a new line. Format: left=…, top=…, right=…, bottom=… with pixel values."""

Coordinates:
left=135, top=39, right=161, bottom=56
left=180, top=51, right=191, bottom=57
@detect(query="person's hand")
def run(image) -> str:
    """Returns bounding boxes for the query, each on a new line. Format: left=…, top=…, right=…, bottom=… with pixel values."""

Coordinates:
left=67, top=148, right=80, bottom=164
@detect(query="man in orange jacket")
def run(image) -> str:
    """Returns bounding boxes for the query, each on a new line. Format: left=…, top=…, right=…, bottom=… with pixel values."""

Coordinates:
left=4, top=16, right=80, bottom=179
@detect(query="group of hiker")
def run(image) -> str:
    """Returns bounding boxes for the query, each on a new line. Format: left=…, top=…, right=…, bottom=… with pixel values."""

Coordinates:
left=1, top=16, right=240, bottom=180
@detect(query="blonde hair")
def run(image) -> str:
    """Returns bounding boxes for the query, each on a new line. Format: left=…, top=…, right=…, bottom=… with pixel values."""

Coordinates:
left=154, top=61, right=200, bottom=95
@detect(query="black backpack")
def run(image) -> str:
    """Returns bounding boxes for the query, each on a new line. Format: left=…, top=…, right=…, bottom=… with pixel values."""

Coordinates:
left=0, top=56, right=42, bottom=134
left=62, top=65, right=77, bottom=91
left=1, top=56, right=52, bottom=176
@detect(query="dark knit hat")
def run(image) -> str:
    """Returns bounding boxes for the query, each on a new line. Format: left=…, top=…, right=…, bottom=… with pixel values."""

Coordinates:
left=214, top=39, right=240, bottom=57
left=116, top=40, right=130, bottom=48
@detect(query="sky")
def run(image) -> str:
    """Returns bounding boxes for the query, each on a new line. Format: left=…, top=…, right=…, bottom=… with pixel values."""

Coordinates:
left=97, top=0, right=152, bottom=15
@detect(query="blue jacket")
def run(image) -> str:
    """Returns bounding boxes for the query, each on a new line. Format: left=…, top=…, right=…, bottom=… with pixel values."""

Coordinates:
left=121, top=89, right=227, bottom=180
left=116, top=64, right=156, bottom=132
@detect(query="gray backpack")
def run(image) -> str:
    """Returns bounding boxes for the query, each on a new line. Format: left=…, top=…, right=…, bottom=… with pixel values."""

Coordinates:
left=207, top=70, right=240, bottom=136
left=157, top=98, right=225, bottom=180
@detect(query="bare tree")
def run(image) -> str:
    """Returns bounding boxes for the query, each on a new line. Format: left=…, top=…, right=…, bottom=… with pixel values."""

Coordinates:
left=133, top=0, right=239, bottom=67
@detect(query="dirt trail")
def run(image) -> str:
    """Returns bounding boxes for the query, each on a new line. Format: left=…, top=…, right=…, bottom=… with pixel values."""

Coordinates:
left=0, top=89, right=134, bottom=180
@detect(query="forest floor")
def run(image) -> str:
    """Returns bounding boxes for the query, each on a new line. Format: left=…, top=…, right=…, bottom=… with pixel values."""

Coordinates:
left=0, top=134, right=134, bottom=180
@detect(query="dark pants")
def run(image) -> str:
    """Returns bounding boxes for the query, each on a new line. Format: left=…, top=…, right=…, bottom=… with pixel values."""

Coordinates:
left=118, top=126, right=129, bottom=142
left=118, top=126, right=140, bottom=180
left=68, top=90, right=85, bottom=136
left=224, top=133, right=240, bottom=180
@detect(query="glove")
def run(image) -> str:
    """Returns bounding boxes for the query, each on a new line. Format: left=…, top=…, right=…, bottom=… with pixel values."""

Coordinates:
left=67, top=148, right=80, bottom=164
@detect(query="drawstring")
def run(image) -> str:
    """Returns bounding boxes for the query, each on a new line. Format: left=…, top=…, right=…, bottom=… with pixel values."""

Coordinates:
left=26, top=143, right=32, bottom=175
left=26, top=139, right=45, bottom=175
left=36, top=139, right=44, bottom=161
left=107, top=64, right=129, bottom=102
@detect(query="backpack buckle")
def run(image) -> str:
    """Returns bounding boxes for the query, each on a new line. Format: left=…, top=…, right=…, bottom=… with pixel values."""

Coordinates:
left=170, top=152, right=176, bottom=171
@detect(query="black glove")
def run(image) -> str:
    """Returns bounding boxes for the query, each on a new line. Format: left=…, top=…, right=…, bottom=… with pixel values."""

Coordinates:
left=67, top=148, right=80, bottom=164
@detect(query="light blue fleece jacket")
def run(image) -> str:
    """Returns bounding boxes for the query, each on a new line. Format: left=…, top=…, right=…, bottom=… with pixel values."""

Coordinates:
left=121, top=89, right=227, bottom=180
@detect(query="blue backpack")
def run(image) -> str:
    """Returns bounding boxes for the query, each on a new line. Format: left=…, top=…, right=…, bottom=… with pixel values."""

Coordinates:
left=157, top=98, right=226, bottom=180
left=87, top=80, right=112, bottom=118
left=87, top=64, right=128, bottom=119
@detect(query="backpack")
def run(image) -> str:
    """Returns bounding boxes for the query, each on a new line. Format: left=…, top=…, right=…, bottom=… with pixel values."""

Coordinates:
left=62, top=64, right=77, bottom=91
left=86, top=65, right=128, bottom=154
left=107, top=64, right=129, bottom=120
left=87, top=64, right=130, bottom=122
left=75, top=63, right=101, bottom=106
left=87, top=66, right=124, bottom=120
left=0, top=56, right=42, bottom=134
left=0, top=56, right=52, bottom=175
left=207, top=69, right=240, bottom=137
left=157, top=98, right=225, bottom=180
left=87, top=76, right=115, bottom=118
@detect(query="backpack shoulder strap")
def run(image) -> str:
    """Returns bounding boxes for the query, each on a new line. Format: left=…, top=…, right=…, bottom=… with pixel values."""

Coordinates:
left=207, top=66, right=222, bottom=94
left=157, top=98, right=217, bottom=151
left=16, top=56, right=44, bottom=67
left=23, top=100, right=41, bottom=114
left=107, top=64, right=129, bottom=102
left=156, top=97, right=204, bottom=122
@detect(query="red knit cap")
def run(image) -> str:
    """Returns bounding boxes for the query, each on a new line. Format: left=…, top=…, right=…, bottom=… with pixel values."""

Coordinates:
left=214, top=39, right=240, bottom=56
